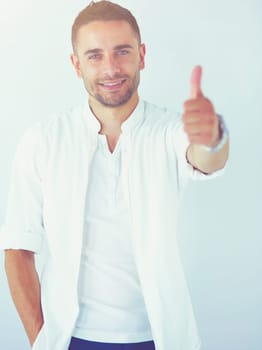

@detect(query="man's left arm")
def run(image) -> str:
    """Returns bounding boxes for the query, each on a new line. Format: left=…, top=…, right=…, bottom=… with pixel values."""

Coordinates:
left=183, top=66, right=229, bottom=174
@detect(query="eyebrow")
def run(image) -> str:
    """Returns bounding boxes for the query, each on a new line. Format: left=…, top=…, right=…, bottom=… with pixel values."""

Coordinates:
left=84, top=44, right=134, bottom=56
left=114, top=44, right=133, bottom=50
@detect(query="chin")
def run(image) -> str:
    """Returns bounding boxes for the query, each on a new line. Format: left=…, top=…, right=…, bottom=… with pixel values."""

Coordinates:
left=96, top=92, right=134, bottom=108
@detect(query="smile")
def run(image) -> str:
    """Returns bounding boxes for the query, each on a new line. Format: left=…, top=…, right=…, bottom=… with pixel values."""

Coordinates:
left=99, top=79, right=126, bottom=90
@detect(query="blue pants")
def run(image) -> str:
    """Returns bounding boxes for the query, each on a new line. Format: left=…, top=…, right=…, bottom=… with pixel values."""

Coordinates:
left=68, top=337, right=156, bottom=350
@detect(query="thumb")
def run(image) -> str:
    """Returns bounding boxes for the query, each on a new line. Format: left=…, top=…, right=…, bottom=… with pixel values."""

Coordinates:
left=190, top=65, right=203, bottom=99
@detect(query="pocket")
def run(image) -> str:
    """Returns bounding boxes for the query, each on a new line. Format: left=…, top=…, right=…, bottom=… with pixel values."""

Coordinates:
left=32, top=323, right=46, bottom=350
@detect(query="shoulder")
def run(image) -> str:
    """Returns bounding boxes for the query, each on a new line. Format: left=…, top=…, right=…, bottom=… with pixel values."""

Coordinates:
left=40, top=103, right=84, bottom=135
left=22, top=103, right=85, bottom=142
left=141, top=99, right=182, bottom=130
left=14, top=103, right=86, bottom=162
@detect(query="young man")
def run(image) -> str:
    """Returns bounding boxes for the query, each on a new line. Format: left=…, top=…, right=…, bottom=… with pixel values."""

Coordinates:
left=0, top=1, right=229, bottom=350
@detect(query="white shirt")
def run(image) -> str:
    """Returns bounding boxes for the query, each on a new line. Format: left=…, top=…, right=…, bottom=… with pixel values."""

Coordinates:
left=73, top=132, right=153, bottom=342
left=0, top=99, right=225, bottom=350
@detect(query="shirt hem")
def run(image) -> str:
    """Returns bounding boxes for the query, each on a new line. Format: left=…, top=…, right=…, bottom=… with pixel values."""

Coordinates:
left=72, top=328, right=153, bottom=344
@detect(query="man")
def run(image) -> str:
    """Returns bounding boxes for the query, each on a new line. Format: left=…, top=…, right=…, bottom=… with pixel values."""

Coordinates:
left=0, top=1, right=229, bottom=350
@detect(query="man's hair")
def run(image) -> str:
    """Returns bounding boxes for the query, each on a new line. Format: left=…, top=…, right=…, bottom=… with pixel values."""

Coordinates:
left=72, top=1, right=141, bottom=53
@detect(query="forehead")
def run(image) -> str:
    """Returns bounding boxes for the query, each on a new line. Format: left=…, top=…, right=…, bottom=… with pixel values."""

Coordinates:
left=76, top=20, right=139, bottom=50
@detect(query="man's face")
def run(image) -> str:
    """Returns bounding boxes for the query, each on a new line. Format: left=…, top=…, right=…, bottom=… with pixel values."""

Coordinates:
left=71, top=20, right=145, bottom=108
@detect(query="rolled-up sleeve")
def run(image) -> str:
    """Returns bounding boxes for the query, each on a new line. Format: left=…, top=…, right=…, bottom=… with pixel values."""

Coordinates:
left=0, top=125, right=46, bottom=253
left=170, top=115, right=226, bottom=190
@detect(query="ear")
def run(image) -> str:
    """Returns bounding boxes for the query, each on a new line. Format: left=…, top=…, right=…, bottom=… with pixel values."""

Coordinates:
left=70, top=53, right=82, bottom=78
left=139, top=43, right=146, bottom=70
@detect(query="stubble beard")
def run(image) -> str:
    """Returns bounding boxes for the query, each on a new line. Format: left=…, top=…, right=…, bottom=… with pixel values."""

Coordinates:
left=86, top=72, right=140, bottom=108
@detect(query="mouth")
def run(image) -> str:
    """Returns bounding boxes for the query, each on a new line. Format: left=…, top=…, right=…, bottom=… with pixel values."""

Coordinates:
left=98, top=79, right=126, bottom=91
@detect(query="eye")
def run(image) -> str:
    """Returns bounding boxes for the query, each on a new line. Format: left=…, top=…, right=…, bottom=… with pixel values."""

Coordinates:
left=117, top=49, right=129, bottom=56
left=88, top=54, right=101, bottom=60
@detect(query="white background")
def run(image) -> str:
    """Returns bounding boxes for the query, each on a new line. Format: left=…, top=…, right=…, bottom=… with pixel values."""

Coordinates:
left=0, top=1, right=261, bottom=349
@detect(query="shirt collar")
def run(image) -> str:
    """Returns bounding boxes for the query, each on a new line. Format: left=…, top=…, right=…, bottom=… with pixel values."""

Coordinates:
left=82, top=99, right=144, bottom=134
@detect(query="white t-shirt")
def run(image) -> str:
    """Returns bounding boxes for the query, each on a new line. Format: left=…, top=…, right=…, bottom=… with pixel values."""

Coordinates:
left=73, top=108, right=153, bottom=343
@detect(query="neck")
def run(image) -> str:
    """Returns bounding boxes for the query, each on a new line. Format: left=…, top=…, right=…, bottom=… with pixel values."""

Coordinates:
left=88, top=92, right=139, bottom=130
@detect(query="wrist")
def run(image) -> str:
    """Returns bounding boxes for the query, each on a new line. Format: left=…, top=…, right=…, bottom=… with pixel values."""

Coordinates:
left=201, top=114, right=229, bottom=153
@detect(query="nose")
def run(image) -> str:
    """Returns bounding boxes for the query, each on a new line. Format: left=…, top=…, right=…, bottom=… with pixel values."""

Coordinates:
left=102, top=54, right=121, bottom=77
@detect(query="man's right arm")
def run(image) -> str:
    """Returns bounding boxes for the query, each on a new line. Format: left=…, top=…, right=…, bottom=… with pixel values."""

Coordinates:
left=4, top=249, right=44, bottom=347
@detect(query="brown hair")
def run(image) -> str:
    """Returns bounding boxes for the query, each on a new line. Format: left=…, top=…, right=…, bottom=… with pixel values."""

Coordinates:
left=72, top=1, right=141, bottom=53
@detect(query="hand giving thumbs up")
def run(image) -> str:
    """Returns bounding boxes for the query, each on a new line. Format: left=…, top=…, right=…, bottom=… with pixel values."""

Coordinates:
left=182, top=66, right=220, bottom=147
